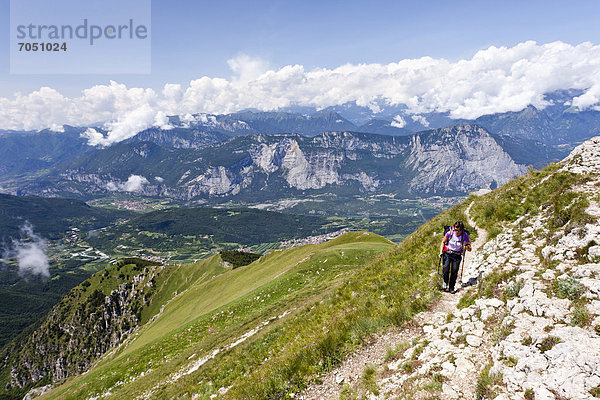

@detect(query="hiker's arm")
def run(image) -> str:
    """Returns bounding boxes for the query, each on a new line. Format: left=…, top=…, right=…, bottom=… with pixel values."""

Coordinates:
left=440, top=236, right=448, bottom=254
left=465, top=232, right=472, bottom=251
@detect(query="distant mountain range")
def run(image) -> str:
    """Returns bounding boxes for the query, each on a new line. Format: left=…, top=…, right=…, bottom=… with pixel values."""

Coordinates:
left=7, top=124, right=548, bottom=202
left=0, top=126, right=90, bottom=180
left=0, top=89, right=598, bottom=202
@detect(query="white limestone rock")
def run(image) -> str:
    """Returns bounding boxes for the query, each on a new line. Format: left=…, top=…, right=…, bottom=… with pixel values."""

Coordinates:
left=541, top=270, right=555, bottom=281
left=532, top=385, right=556, bottom=400
left=466, top=335, right=482, bottom=347
left=440, top=361, right=456, bottom=378
left=589, top=245, right=600, bottom=261
left=480, top=307, right=495, bottom=322
left=588, top=300, right=600, bottom=315
left=480, top=298, right=504, bottom=308
left=454, top=356, right=475, bottom=375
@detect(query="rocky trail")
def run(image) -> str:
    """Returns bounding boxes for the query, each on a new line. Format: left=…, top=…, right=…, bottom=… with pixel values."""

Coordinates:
left=301, top=138, right=600, bottom=400
left=300, top=202, right=489, bottom=399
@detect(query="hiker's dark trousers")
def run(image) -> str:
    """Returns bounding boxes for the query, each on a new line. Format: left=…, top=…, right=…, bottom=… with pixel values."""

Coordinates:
left=443, top=251, right=462, bottom=290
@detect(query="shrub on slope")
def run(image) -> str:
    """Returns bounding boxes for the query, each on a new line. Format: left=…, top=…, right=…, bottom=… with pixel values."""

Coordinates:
left=219, top=250, right=261, bottom=269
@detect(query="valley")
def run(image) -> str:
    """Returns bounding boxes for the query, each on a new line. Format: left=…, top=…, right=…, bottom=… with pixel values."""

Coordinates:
left=0, top=192, right=441, bottom=356
left=3, top=1, right=600, bottom=396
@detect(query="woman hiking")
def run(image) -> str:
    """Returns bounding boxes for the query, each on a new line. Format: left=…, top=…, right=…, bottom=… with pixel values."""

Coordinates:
left=440, top=221, right=471, bottom=293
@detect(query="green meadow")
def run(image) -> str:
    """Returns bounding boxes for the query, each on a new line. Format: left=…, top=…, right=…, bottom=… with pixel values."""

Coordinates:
left=35, top=232, right=396, bottom=399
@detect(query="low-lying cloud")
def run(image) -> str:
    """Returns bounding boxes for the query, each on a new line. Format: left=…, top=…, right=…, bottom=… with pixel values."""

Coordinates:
left=390, top=115, right=407, bottom=128
left=107, top=175, right=149, bottom=192
left=1, top=41, right=600, bottom=146
left=2, top=222, right=51, bottom=278
left=411, top=115, right=430, bottom=128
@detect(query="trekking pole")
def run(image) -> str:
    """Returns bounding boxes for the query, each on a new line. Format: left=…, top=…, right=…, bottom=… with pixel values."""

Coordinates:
left=459, top=250, right=466, bottom=286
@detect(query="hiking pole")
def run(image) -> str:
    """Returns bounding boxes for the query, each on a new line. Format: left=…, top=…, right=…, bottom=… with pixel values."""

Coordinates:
left=459, top=250, right=466, bottom=287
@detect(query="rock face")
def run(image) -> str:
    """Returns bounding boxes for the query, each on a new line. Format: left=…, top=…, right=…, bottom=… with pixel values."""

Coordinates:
left=406, top=124, right=527, bottom=194
left=447, top=137, right=600, bottom=399
left=19, top=125, right=529, bottom=201
left=125, top=127, right=229, bottom=149
left=5, top=262, right=163, bottom=389
left=453, top=137, right=600, bottom=399
left=171, top=126, right=525, bottom=198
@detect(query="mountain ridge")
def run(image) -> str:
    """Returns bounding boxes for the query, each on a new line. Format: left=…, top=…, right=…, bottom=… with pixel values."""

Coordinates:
left=1, top=90, right=597, bottom=194
left=1, top=232, right=396, bottom=398
left=11, top=124, right=531, bottom=202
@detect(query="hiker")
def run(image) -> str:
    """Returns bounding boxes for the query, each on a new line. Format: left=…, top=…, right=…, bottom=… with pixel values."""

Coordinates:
left=440, top=221, right=471, bottom=293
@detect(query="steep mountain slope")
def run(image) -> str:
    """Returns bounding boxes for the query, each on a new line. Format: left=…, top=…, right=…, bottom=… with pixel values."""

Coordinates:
left=489, top=133, right=570, bottom=169
left=4, top=258, right=163, bottom=389
left=124, top=127, right=230, bottom=149
left=0, top=232, right=395, bottom=399
left=0, top=193, right=128, bottom=240
left=16, top=125, right=529, bottom=202
left=474, top=91, right=600, bottom=145
left=0, top=194, right=133, bottom=350
left=475, top=105, right=555, bottom=143
left=464, top=137, right=600, bottom=399
left=0, top=127, right=92, bottom=181
left=357, top=118, right=413, bottom=136
left=161, top=110, right=357, bottom=137
left=222, top=110, right=356, bottom=135
left=406, top=124, right=527, bottom=194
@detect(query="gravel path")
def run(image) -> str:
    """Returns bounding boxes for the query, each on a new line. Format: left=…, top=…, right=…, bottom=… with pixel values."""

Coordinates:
left=299, top=202, right=487, bottom=399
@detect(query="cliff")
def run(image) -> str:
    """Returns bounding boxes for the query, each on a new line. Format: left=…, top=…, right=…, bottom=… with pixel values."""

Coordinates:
left=2, top=259, right=163, bottom=389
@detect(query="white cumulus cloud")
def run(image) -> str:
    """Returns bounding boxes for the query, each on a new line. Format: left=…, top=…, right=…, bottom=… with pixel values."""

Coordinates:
left=227, top=53, right=271, bottom=83
left=82, top=128, right=105, bottom=146
left=411, top=115, right=430, bottom=127
left=106, top=175, right=150, bottom=192
left=1, top=41, right=600, bottom=145
left=122, top=175, right=149, bottom=192
left=390, top=115, right=407, bottom=128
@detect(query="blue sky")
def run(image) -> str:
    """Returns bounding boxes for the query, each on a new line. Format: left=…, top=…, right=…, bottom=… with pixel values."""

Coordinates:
left=1, top=0, right=599, bottom=97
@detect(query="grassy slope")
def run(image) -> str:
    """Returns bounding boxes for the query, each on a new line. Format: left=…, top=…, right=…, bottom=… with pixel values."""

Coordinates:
left=458, top=160, right=595, bottom=309
left=0, top=193, right=131, bottom=349
left=37, top=232, right=394, bottom=399
left=470, top=161, right=593, bottom=239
